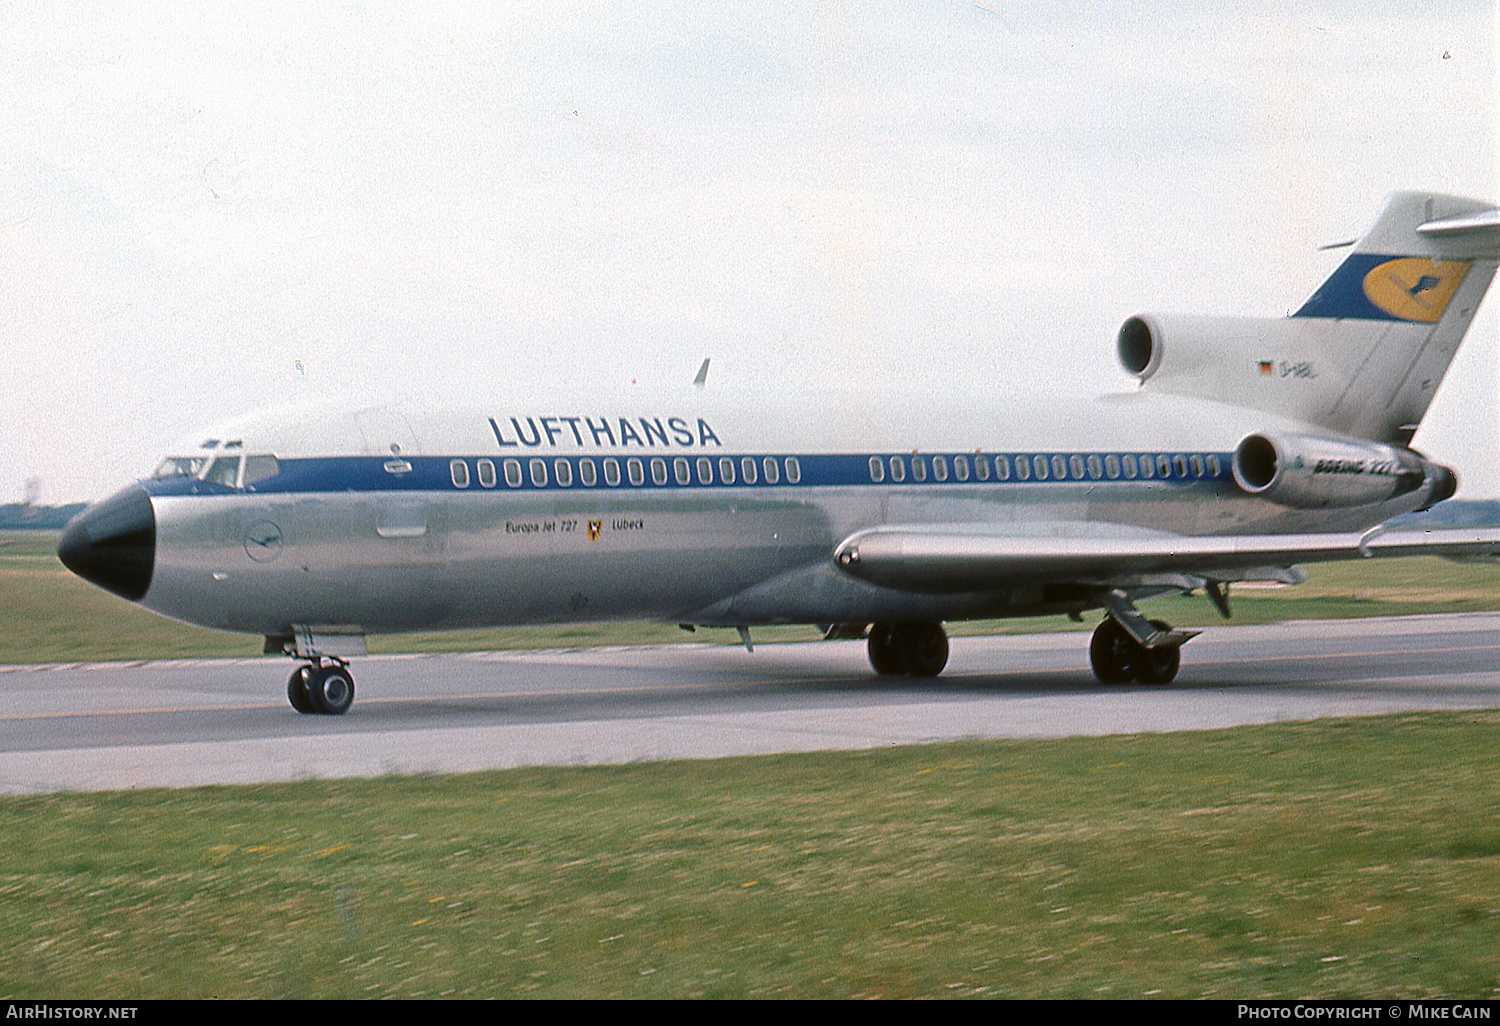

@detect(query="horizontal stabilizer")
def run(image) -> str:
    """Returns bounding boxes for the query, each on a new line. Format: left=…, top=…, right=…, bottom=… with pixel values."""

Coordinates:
left=1417, top=207, right=1500, bottom=237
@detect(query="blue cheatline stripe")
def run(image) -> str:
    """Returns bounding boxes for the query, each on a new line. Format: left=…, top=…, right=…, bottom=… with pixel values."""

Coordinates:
left=141, top=451, right=1236, bottom=497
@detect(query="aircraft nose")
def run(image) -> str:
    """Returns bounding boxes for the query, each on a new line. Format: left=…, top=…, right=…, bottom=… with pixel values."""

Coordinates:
left=57, top=484, right=156, bottom=602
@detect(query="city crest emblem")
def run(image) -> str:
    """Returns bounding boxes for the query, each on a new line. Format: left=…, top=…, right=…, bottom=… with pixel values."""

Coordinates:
left=587, top=520, right=602, bottom=542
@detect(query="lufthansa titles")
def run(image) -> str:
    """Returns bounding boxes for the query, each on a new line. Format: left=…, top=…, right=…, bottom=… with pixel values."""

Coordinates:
left=490, top=416, right=721, bottom=450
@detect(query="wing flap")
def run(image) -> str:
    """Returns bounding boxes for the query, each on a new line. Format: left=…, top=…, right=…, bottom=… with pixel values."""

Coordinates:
left=832, top=525, right=1500, bottom=594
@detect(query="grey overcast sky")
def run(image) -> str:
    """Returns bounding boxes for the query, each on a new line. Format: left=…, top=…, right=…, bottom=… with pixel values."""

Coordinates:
left=1, top=1, right=1495, bottom=502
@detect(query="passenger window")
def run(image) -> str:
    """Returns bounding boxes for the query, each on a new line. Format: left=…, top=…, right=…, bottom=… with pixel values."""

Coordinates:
left=530, top=459, right=548, bottom=487
left=741, top=457, right=757, bottom=484
left=205, top=456, right=240, bottom=487
left=1087, top=455, right=1103, bottom=479
left=1071, top=455, right=1086, bottom=479
left=1016, top=457, right=1031, bottom=481
left=674, top=457, right=691, bottom=485
left=604, top=458, right=622, bottom=486
left=697, top=457, right=714, bottom=484
left=650, top=458, right=667, bottom=485
left=450, top=460, right=470, bottom=488
left=577, top=459, right=595, bottom=487
left=243, top=455, right=280, bottom=487
left=504, top=458, right=523, bottom=487
left=889, top=457, right=906, bottom=482
left=762, top=457, right=779, bottom=484
left=478, top=459, right=497, bottom=488
left=868, top=456, right=885, bottom=482
left=994, top=456, right=1009, bottom=481
left=1033, top=456, right=1049, bottom=480
left=912, top=457, right=927, bottom=482
left=718, top=457, right=736, bottom=485
left=1207, top=455, right=1221, bottom=477
left=1122, top=455, right=1138, bottom=479
left=953, top=456, right=969, bottom=481
left=976, top=455, right=991, bottom=481
left=1051, top=455, right=1068, bottom=479
left=1190, top=455, right=1204, bottom=477
left=554, top=459, right=573, bottom=487
left=627, top=458, right=644, bottom=486
left=1140, top=456, right=1155, bottom=479
left=932, top=456, right=948, bottom=482
left=785, top=457, right=801, bottom=483
left=1173, top=455, right=1188, bottom=478
left=1158, top=455, right=1173, bottom=478
left=1105, top=455, right=1120, bottom=479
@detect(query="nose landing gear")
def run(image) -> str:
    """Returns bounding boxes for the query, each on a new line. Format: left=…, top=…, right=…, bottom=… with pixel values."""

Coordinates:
left=287, top=660, right=356, bottom=715
left=268, top=630, right=366, bottom=715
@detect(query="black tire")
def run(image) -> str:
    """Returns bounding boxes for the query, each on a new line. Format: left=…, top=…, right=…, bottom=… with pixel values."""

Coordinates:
left=902, top=623, right=949, bottom=677
left=868, top=624, right=905, bottom=676
left=1135, top=620, right=1181, bottom=685
left=1089, top=619, right=1137, bottom=684
left=305, top=665, right=355, bottom=715
left=287, top=667, right=316, bottom=714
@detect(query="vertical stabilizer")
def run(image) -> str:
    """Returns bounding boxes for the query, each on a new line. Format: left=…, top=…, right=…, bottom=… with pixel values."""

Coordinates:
left=1130, top=193, right=1498, bottom=443
left=1292, top=192, right=1498, bottom=442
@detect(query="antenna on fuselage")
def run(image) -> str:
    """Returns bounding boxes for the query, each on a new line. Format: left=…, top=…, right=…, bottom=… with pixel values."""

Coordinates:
left=693, top=358, right=710, bottom=388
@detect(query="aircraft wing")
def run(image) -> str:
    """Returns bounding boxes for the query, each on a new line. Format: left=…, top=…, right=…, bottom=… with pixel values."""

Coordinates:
left=832, top=525, right=1500, bottom=594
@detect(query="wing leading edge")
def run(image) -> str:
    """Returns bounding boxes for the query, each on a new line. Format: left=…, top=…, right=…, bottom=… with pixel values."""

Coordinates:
left=832, top=525, right=1500, bottom=594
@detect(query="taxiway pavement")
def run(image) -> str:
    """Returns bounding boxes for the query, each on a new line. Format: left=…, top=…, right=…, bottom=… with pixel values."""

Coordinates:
left=1, top=613, right=1497, bottom=793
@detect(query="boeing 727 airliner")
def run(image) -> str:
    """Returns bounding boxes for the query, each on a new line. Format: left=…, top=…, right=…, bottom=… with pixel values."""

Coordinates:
left=57, top=191, right=1500, bottom=714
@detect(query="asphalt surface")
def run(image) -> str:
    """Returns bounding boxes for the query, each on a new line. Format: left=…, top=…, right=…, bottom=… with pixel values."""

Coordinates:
left=1, top=613, right=1497, bottom=793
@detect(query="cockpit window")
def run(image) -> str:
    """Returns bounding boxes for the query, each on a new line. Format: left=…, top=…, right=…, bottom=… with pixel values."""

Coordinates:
left=243, top=455, right=280, bottom=487
left=152, top=453, right=279, bottom=488
left=204, top=456, right=241, bottom=487
left=153, top=456, right=208, bottom=479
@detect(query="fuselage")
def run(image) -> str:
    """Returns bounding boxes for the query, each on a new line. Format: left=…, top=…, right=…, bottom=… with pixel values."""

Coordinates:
left=59, top=386, right=1442, bottom=640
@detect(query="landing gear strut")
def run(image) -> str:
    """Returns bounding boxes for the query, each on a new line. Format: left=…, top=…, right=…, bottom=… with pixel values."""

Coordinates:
left=868, top=622, right=949, bottom=677
left=287, top=660, right=356, bottom=715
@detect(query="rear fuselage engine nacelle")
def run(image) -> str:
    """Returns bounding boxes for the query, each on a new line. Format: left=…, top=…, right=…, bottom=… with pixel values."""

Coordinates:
left=1116, top=313, right=1457, bottom=511
left=1231, top=431, right=1455, bottom=510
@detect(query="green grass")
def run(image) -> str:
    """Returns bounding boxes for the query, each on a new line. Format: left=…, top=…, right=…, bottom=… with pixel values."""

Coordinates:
left=10, top=529, right=1500, bottom=664
left=13, top=529, right=1500, bottom=996
left=1, top=712, right=1498, bottom=998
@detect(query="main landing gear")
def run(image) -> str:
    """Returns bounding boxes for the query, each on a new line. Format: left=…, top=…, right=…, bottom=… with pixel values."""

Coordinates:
left=1089, top=618, right=1182, bottom=684
left=1086, top=591, right=1200, bottom=686
left=867, top=622, right=950, bottom=677
left=287, top=660, right=356, bottom=715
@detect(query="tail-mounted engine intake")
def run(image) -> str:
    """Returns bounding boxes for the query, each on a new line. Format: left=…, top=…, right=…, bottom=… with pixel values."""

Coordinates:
left=1117, top=313, right=1306, bottom=384
left=1231, top=431, right=1456, bottom=510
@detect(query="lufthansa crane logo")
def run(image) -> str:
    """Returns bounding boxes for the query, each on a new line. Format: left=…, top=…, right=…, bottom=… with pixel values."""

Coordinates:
left=587, top=520, right=602, bottom=542
left=1363, top=258, right=1471, bottom=323
left=244, top=521, right=284, bottom=562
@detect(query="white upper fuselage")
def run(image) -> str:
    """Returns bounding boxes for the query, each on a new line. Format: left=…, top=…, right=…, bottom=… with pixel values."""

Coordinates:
left=173, top=385, right=1295, bottom=461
